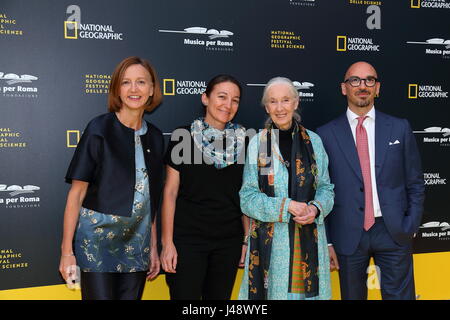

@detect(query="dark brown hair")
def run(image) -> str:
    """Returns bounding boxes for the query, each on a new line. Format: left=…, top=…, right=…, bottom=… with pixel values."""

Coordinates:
left=204, top=74, right=242, bottom=97
left=108, top=56, right=162, bottom=112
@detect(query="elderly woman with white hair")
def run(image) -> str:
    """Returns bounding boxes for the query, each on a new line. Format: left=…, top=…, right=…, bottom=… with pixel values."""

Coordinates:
left=238, top=77, right=334, bottom=300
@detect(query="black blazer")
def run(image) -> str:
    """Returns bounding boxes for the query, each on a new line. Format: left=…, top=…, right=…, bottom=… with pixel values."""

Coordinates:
left=65, top=112, right=164, bottom=219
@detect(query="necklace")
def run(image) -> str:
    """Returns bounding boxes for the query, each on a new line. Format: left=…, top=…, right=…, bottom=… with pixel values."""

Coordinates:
left=272, top=146, right=290, bottom=168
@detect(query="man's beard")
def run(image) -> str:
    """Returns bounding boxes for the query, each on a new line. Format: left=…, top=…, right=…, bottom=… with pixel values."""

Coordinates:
left=356, top=98, right=371, bottom=107
left=355, top=90, right=372, bottom=107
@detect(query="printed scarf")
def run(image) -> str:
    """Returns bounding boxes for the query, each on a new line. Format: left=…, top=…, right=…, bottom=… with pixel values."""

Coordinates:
left=248, top=120, right=319, bottom=299
left=191, top=117, right=246, bottom=169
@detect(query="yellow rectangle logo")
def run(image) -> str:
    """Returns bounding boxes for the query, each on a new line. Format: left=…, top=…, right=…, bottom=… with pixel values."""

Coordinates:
left=408, top=84, right=418, bottom=99
left=67, top=130, right=80, bottom=147
left=337, top=36, right=347, bottom=51
left=163, top=79, right=175, bottom=95
left=411, top=0, right=421, bottom=8
left=64, top=21, right=78, bottom=39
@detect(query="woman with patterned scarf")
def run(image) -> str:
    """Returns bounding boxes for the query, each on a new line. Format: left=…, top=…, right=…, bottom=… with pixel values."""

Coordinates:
left=238, top=77, right=334, bottom=300
left=161, top=75, right=249, bottom=300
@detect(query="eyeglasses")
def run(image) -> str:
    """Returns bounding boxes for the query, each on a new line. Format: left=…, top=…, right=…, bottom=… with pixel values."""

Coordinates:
left=344, top=76, right=378, bottom=87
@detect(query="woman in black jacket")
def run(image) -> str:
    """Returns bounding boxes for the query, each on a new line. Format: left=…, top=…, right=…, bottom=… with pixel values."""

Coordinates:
left=59, top=56, right=164, bottom=300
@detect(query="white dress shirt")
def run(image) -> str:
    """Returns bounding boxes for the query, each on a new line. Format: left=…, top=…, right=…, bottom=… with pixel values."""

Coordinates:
left=346, top=106, right=382, bottom=218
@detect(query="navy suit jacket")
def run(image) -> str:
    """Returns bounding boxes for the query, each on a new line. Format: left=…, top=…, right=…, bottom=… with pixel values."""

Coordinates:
left=316, top=110, right=425, bottom=255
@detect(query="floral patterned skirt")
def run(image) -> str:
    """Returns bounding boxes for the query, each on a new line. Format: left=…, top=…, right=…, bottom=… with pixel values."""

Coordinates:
left=74, top=207, right=151, bottom=273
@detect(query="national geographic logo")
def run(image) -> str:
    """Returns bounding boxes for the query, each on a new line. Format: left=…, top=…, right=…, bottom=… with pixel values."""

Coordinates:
left=406, top=38, right=450, bottom=59
left=158, top=26, right=234, bottom=52
left=163, top=79, right=206, bottom=96
left=85, top=74, right=110, bottom=94
left=64, top=5, right=124, bottom=41
left=408, top=84, right=449, bottom=99
left=411, top=0, right=450, bottom=9
left=424, top=172, right=447, bottom=186
left=0, top=71, right=38, bottom=98
left=0, top=127, right=27, bottom=148
left=0, top=184, right=40, bottom=209
left=0, top=12, right=23, bottom=36
left=337, top=35, right=381, bottom=52
left=270, top=31, right=305, bottom=50
left=289, top=0, right=316, bottom=7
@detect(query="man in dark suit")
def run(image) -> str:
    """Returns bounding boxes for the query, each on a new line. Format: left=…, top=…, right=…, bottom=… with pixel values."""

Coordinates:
left=316, top=61, right=424, bottom=300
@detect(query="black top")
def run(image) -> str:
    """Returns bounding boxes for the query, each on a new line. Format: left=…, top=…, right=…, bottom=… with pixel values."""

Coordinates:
left=275, top=124, right=294, bottom=195
left=275, top=123, right=320, bottom=215
left=65, top=112, right=165, bottom=219
left=164, top=126, right=245, bottom=243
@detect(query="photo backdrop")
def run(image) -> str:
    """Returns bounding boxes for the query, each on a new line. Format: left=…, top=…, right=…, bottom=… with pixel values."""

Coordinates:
left=1, top=0, right=449, bottom=291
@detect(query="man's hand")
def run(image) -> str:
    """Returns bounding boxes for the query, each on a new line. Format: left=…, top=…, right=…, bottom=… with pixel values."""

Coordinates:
left=328, top=245, right=340, bottom=272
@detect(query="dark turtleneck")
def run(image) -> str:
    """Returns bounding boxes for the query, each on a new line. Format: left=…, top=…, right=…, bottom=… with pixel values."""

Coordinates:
left=274, top=123, right=294, bottom=195
left=274, top=122, right=321, bottom=215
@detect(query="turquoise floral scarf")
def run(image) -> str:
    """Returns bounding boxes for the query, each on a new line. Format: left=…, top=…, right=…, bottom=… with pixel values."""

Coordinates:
left=191, top=117, right=246, bottom=169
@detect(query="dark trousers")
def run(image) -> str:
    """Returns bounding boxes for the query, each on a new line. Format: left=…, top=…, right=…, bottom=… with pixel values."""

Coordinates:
left=165, top=238, right=241, bottom=300
left=337, top=217, right=415, bottom=300
left=80, top=271, right=147, bottom=300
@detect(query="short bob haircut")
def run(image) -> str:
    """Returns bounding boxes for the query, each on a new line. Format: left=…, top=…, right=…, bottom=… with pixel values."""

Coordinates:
left=108, top=56, right=163, bottom=113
